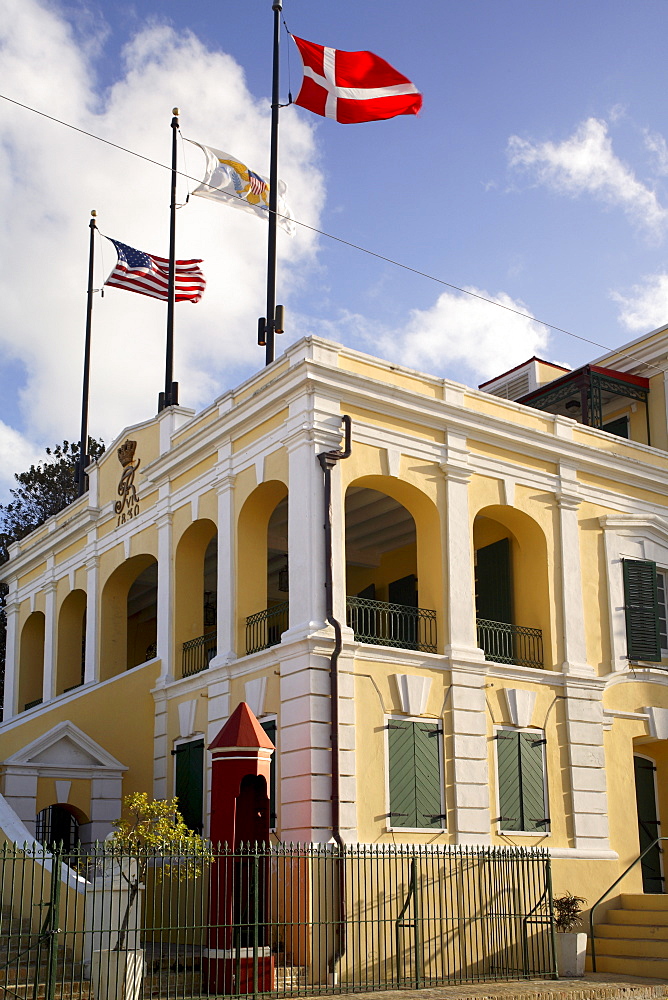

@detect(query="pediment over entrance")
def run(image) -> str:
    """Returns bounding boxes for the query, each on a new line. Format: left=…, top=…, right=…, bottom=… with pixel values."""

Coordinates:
left=3, top=721, right=126, bottom=775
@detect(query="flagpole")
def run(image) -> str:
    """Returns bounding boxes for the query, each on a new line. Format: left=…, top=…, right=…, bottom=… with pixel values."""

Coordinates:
left=161, top=107, right=180, bottom=411
left=77, top=210, right=97, bottom=498
left=261, top=0, right=282, bottom=366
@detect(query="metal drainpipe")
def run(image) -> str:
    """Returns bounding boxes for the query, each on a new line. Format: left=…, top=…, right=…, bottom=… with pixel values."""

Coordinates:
left=318, top=414, right=352, bottom=977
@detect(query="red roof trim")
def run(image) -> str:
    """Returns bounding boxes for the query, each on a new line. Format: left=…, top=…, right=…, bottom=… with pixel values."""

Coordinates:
left=517, top=364, right=649, bottom=404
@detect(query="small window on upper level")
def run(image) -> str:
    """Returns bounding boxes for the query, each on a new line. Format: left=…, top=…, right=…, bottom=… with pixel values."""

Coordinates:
left=658, top=570, right=668, bottom=654
left=602, top=416, right=629, bottom=439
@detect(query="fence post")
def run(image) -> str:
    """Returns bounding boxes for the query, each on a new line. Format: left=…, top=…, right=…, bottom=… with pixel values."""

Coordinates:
left=44, top=845, right=62, bottom=1000
left=253, top=846, right=260, bottom=1000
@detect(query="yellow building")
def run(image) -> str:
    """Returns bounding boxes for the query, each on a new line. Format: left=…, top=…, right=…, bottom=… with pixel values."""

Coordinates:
left=3, top=328, right=668, bottom=971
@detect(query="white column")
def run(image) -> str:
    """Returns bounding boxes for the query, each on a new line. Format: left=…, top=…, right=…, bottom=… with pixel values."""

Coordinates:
left=564, top=684, right=611, bottom=852
left=441, top=440, right=482, bottom=660
left=279, top=642, right=333, bottom=842
left=206, top=668, right=231, bottom=839
left=84, top=553, right=99, bottom=685
left=283, top=426, right=327, bottom=640
left=450, top=669, right=492, bottom=844
left=557, top=465, right=593, bottom=676
left=156, top=512, right=173, bottom=680
left=42, top=581, right=57, bottom=703
left=3, top=596, right=20, bottom=719
left=212, top=472, right=236, bottom=664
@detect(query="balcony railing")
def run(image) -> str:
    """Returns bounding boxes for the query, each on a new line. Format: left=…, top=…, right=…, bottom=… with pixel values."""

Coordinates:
left=182, top=630, right=217, bottom=677
left=246, top=602, right=289, bottom=655
left=346, top=596, right=437, bottom=653
left=476, top=618, right=543, bottom=668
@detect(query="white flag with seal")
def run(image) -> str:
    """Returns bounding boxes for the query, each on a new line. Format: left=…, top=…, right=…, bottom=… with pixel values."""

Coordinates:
left=189, top=142, right=295, bottom=235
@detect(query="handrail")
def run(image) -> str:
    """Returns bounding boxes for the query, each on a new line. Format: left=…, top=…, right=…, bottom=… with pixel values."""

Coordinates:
left=589, top=836, right=668, bottom=971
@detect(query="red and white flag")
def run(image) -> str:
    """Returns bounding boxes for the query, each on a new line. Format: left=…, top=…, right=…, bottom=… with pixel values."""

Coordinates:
left=292, top=36, right=422, bottom=124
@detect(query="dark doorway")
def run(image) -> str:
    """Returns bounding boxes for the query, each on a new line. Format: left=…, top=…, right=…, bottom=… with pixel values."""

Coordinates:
left=36, top=805, right=80, bottom=851
left=634, top=755, right=664, bottom=893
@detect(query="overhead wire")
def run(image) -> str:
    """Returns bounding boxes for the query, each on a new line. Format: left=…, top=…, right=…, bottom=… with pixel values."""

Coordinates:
left=1, top=88, right=667, bottom=377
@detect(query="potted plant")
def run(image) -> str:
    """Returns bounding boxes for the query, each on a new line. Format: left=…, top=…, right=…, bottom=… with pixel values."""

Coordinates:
left=553, top=891, right=587, bottom=977
left=90, top=793, right=212, bottom=1000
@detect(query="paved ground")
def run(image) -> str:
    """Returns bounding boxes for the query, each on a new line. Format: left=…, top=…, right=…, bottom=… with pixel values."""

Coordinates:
left=297, top=974, right=668, bottom=1000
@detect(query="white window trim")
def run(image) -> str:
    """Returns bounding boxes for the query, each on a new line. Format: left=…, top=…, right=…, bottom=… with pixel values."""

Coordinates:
left=493, top=725, right=550, bottom=838
left=384, top=713, right=446, bottom=834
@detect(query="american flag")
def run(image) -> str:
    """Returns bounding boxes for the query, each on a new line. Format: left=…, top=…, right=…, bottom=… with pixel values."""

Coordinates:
left=104, top=239, right=206, bottom=303
left=247, top=170, right=268, bottom=198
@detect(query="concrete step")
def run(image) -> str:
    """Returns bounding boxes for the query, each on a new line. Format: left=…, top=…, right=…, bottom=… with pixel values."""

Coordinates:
left=607, top=908, right=668, bottom=926
left=594, top=936, right=668, bottom=959
left=620, top=893, right=668, bottom=910
left=597, top=922, right=668, bottom=939
left=586, top=953, right=668, bottom=978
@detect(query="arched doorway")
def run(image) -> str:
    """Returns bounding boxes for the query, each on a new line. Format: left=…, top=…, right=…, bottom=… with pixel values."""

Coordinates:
left=175, top=519, right=218, bottom=677
left=100, top=554, right=158, bottom=679
left=56, top=589, right=86, bottom=694
left=237, top=482, right=289, bottom=654
left=35, top=804, right=85, bottom=851
left=18, top=612, right=45, bottom=711
left=344, top=481, right=439, bottom=653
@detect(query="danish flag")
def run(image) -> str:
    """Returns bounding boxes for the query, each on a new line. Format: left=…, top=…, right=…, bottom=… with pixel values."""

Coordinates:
left=292, top=36, right=422, bottom=124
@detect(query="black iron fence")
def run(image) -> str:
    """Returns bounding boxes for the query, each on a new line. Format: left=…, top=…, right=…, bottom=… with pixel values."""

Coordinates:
left=346, top=596, right=438, bottom=653
left=0, top=841, right=555, bottom=999
left=476, top=618, right=544, bottom=669
left=182, top=631, right=218, bottom=677
left=246, top=603, right=289, bottom=656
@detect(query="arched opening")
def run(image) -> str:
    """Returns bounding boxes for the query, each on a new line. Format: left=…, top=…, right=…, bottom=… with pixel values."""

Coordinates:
left=19, top=612, right=45, bottom=711
left=56, top=589, right=87, bottom=695
left=175, top=519, right=218, bottom=677
left=237, top=482, right=288, bottom=654
left=100, top=554, right=158, bottom=680
left=473, top=506, right=550, bottom=669
left=36, top=803, right=86, bottom=851
left=345, top=479, right=440, bottom=653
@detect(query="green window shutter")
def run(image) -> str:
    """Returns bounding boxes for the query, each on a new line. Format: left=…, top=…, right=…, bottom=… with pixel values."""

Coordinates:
left=476, top=538, right=513, bottom=624
left=414, top=723, right=443, bottom=828
left=175, top=739, right=204, bottom=834
left=260, top=719, right=277, bottom=828
left=623, top=559, right=661, bottom=662
left=518, top=732, right=547, bottom=833
left=388, top=720, right=417, bottom=827
left=497, top=731, right=521, bottom=831
left=388, top=720, right=443, bottom=828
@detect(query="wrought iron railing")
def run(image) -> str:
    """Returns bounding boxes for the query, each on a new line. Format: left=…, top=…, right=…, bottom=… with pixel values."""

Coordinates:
left=23, top=697, right=43, bottom=711
left=0, top=840, right=555, bottom=999
left=477, top=618, right=543, bottom=668
left=346, top=596, right=438, bottom=653
left=246, top=602, right=289, bottom=655
left=182, top=630, right=217, bottom=677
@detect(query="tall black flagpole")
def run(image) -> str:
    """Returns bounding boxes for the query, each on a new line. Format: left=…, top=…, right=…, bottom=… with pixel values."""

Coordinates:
left=160, top=107, right=180, bottom=411
left=260, top=0, right=284, bottom=366
left=78, top=210, right=97, bottom=498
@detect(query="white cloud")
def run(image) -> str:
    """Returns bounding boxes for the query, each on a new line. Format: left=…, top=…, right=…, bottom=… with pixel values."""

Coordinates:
left=508, top=117, right=667, bottom=237
left=612, top=273, right=668, bottom=332
left=0, top=0, right=324, bottom=465
left=644, top=130, right=668, bottom=176
left=0, top=424, right=45, bottom=504
left=316, top=289, right=549, bottom=384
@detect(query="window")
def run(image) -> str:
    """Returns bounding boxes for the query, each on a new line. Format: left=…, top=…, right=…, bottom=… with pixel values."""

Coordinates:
left=657, top=571, right=668, bottom=653
left=173, top=738, right=204, bottom=834
left=622, top=559, right=663, bottom=663
left=387, top=719, right=444, bottom=829
left=260, top=718, right=277, bottom=829
left=496, top=729, right=548, bottom=833
left=602, top=416, right=629, bottom=439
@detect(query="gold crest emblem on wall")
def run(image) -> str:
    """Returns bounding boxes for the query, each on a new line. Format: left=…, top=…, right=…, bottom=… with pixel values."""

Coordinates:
left=115, top=439, right=141, bottom=524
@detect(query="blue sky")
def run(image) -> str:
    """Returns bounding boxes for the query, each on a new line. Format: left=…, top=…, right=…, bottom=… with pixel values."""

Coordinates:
left=2, top=0, right=668, bottom=497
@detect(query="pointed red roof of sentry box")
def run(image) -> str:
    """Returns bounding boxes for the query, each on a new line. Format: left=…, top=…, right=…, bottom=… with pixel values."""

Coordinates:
left=208, top=701, right=275, bottom=751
